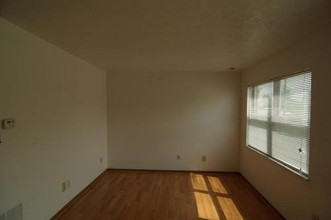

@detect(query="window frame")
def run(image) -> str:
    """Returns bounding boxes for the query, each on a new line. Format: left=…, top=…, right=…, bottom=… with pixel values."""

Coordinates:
left=245, top=69, right=312, bottom=180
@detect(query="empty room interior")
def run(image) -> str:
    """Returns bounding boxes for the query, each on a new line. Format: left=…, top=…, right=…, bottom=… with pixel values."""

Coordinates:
left=1, top=0, right=331, bottom=219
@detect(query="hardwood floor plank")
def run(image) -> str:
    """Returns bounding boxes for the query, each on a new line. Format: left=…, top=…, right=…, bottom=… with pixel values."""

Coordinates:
left=53, top=170, right=284, bottom=220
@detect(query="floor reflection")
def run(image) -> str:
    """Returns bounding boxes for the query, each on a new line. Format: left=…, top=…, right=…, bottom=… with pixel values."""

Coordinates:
left=194, top=192, right=220, bottom=220
left=191, top=173, right=244, bottom=220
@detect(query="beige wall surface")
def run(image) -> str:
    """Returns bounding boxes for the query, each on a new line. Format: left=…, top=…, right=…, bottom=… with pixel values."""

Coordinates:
left=107, top=71, right=240, bottom=171
left=240, top=27, right=331, bottom=219
left=0, top=18, right=107, bottom=220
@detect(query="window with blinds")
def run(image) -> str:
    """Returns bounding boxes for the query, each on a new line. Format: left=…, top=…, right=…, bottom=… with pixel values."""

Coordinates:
left=247, top=71, right=312, bottom=177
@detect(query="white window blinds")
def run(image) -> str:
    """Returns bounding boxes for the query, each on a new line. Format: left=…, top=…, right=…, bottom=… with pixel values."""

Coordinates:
left=247, top=71, right=312, bottom=177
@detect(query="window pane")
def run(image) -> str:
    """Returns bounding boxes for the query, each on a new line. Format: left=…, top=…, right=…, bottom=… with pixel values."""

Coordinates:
left=271, top=72, right=311, bottom=174
left=272, top=131, right=309, bottom=173
left=247, top=71, right=311, bottom=176
left=247, top=82, right=273, bottom=153
left=247, top=125, right=268, bottom=153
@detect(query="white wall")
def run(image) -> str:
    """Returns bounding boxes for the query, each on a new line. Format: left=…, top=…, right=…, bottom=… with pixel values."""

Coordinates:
left=0, top=18, right=107, bottom=220
left=240, top=27, right=331, bottom=219
left=107, top=71, right=240, bottom=171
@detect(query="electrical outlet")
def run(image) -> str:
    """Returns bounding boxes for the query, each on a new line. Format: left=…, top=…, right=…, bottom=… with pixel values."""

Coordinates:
left=176, top=154, right=181, bottom=160
left=67, top=180, right=71, bottom=189
left=202, top=155, right=207, bottom=162
left=100, top=157, right=103, bottom=164
left=1, top=118, right=16, bottom=129
left=62, top=182, right=66, bottom=192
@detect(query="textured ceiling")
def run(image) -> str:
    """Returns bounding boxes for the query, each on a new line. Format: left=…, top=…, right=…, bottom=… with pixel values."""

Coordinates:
left=1, top=0, right=330, bottom=72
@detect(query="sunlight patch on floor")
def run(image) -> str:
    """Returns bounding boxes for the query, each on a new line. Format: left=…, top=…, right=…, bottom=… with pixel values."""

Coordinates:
left=190, top=173, right=208, bottom=192
left=207, top=176, right=228, bottom=194
left=194, top=192, right=220, bottom=220
left=217, top=196, right=243, bottom=220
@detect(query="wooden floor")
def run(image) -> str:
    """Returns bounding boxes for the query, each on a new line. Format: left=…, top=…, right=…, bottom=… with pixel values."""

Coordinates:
left=54, top=170, right=283, bottom=220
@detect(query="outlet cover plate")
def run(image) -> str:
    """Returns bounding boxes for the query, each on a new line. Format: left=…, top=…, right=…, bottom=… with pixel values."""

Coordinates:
left=1, top=118, right=16, bottom=129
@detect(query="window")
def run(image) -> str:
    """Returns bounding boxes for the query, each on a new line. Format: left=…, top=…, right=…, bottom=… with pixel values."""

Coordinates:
left=246, top=71, right=312, bottom=177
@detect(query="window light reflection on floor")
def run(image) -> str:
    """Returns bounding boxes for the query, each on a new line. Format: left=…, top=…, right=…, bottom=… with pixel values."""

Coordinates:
left=190, top=173, right=244, bottom=220
left=218, top=196, right=244, bottom=220
left=190, top=173, right=208, bottom=191
left=207, top=176, right=228, bottom=194
left=194, top=192, right=220, bottom=220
